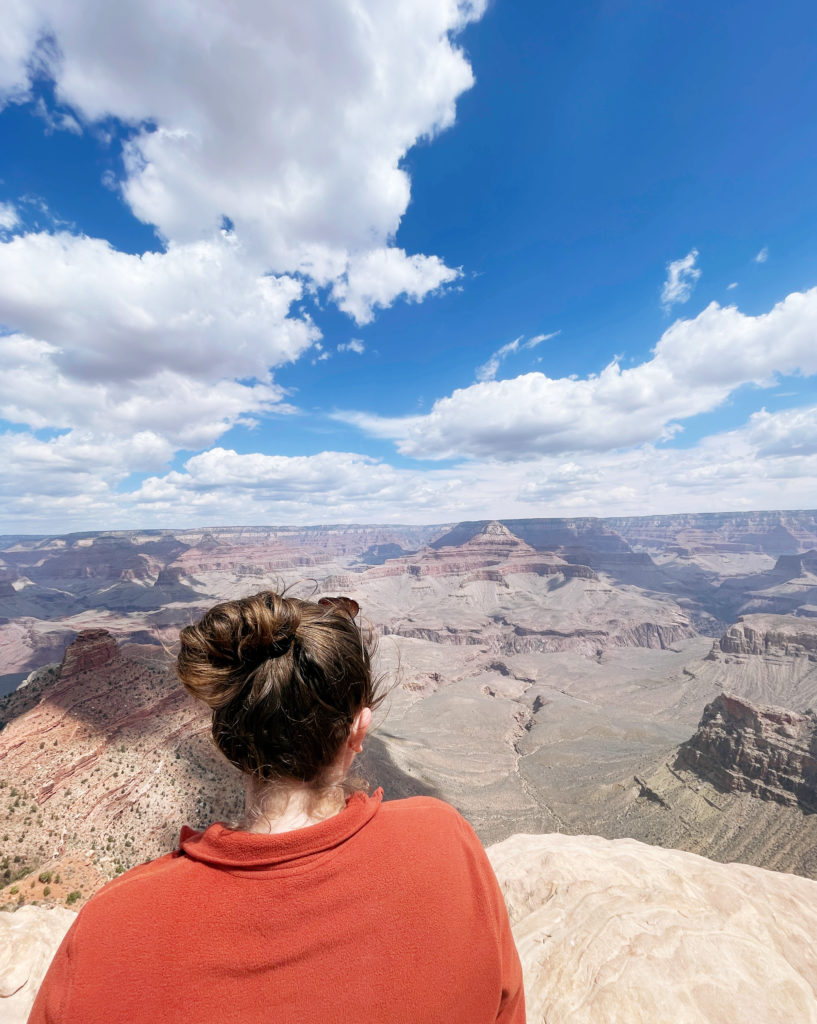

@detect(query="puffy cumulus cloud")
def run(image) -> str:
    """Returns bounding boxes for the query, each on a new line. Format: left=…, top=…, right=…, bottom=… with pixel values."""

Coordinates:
left=652, top=288, right=817, bottom=387
left=3, top=0, right=477, bottom=292
left=661, top=248, right=701, bottom=310
left=127, top=447, right=469, bottom=526
left=0, top=393, right=811, bottom=533
left=7, top=404, right=817, bottom=533
left=745, top=404, right=817, bottom=458
left=331, top=248, right=461, bottom=325
left=0, top=232, right=317, bottom=383
left=0, top=1, right=483, bottom=524
left=514, top=412, right=817, bottom=516
left=0, top=232, right=311, bottom=459
left=340, top=286, right=817, bottom=460
left=0, top=336, right=291, bottom=450
left=0, top=428, right=172, bottom=532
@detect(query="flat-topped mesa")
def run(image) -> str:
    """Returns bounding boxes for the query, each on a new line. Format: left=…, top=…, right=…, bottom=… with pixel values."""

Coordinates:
left=59, top=628, right=119, bottom=678
left=677, top=693, right=817, bottom=812
left=712, top=615, right=817, bottom=659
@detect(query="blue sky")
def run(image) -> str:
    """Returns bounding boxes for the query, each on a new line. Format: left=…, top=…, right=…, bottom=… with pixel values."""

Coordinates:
left=1, top=0, right=816, bottom=532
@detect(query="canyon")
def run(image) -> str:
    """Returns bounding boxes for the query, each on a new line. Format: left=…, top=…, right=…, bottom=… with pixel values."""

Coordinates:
left=0, top=510, right=816, bottom=914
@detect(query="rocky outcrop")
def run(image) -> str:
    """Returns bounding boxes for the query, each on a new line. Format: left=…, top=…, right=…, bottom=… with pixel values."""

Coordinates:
left=713, top=615, right=817, bottom=658
left=58, top=629, right=119, bottom=678
left=677, top=693, right=817, bottom=812
left=774, top=549, right=817, bottom=577
left=0, top=905, right=76, bottom=1024
left=488, top=831, right=817, bottom=1024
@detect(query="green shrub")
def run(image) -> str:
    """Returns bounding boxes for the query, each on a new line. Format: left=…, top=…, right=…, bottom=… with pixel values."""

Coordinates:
left=38, top=870, right=52, bottom=884
left=9, top=886, right=18, bottom=894
left=42, top=885, right=51, bottom=896
left=66, top=890, right=81, bottom=905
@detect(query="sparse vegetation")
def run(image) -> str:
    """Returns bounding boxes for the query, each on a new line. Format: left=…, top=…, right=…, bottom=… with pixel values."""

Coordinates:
left=66, top=890, right=81, bottom=905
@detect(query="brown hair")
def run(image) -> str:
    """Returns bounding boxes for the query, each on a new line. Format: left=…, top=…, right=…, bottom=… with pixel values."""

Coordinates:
left=177, top=590, right=382, bottom=784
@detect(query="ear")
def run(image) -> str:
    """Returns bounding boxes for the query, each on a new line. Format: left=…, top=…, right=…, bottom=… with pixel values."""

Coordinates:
left=348, top=706, right=372, bottom=753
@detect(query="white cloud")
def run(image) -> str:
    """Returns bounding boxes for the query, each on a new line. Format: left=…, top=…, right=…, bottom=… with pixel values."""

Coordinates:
left=338, top=339, right=365, bottom=354
left=727, top=282, right=738, bottom=290
left=0, top=232, right=318, bottom=384
left=661, top=248, right=701, bottom=310
left=0, top=234, right=312, bottom=460
left=2, top=0, right=476, bottom=310
left=331, top=248, right=461, bottom=325
left=0, top=1, right=483, bottom=526
left=755, top=246, right=769, bottom=264
left=745, top=405, right=817, bottom=458
left=338, top=286, right=817, bottom=460
left=0, top=201, right=19, bottom=231
left=0, top=0, right=40, bottom=100
left=126, top=446, right=466, bottom=526
left=476, top=331, right=558, bottom=382
left=33, top=96, right=82, bottom=134
left=6, top=403, right=817, bottom=533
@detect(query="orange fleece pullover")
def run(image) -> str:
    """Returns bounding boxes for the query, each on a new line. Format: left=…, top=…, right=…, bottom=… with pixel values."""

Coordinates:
left=28, top=791, right=525, bottom=1023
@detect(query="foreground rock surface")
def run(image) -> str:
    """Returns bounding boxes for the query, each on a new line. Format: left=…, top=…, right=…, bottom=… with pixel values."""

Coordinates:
left=0, top=905, right=75, bottom=1024
left=6, top=832, right=817, bottom=1024
left=487, top=832, right=817, bottom=1023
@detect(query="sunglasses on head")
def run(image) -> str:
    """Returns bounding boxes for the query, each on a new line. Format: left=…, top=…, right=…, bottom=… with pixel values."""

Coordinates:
left=318, top=595, right=360, bottom=619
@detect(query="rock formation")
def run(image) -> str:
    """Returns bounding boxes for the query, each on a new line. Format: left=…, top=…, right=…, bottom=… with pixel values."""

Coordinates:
left=774, top=549, right=817, bottom=578
left=487, top=831, right=817, bottom=1023
left=676, top=693, right=817, bottom=811
left=714, top=614, right=817, bottom=658
left=58, top=629, right=119, bottom=678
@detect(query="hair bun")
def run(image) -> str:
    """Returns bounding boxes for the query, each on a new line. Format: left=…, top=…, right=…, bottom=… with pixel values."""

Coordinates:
left=177, top=587, right=382, bottom=784
left=177, top=591, right=301, bottom=708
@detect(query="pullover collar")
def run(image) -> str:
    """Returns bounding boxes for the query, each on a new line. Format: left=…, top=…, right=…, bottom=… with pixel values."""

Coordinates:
left=178, top=788, right=383, bottom=869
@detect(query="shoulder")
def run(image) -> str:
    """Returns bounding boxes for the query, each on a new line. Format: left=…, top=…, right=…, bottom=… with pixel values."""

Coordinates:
left=71, top=848, right=187, bottom=929
left=377, top=796, right=480, bottom=844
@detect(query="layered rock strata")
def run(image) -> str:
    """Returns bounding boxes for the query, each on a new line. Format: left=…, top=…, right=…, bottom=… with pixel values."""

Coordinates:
left=677, top=693, right=817, bottom=811
left=714, top=615, right=817, bottom=658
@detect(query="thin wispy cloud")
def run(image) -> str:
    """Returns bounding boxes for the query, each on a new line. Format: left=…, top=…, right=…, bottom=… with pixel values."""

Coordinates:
left=338, top=339, right=365, bottom=354
left=476, top=331, right=559, bottom=382
left=727, top=282, right=738, bottom=290
left=755, top=246, right=769, bottom=263
left=661, top=249, right=701, bottom=311
left=0, top=202, right=18, bottom=231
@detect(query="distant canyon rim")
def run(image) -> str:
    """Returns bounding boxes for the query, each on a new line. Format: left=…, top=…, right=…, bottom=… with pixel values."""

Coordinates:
left=1, top=509, right=816, bottom=911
